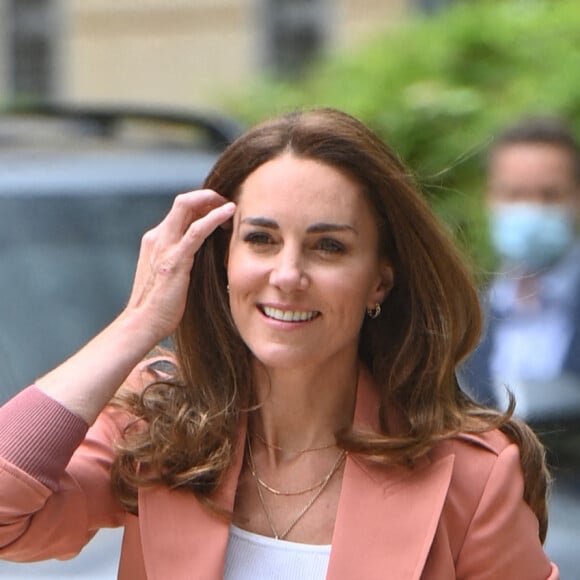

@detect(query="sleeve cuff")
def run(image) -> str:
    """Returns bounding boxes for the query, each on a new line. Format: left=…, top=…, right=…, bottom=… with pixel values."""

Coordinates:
left=0, top=386, right=89, bottom=490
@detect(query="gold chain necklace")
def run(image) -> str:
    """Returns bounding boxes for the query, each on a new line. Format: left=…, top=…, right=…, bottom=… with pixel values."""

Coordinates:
left=246, top=436, right=346, bottom=540
left=252, top=430, right=337, bottom=455
left=247, top=437, right=345, bottom=496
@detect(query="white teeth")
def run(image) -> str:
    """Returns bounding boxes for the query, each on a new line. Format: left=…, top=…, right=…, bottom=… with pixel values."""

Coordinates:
left=263, top=306, right=318, bottom=322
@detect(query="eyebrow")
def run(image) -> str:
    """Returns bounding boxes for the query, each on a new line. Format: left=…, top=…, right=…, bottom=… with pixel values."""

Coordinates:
left=240, top=217, right=358, bottom=235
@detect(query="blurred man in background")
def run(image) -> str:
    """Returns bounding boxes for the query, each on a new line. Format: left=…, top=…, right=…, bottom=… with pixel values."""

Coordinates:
left=462, top=117, right=580, bottom=420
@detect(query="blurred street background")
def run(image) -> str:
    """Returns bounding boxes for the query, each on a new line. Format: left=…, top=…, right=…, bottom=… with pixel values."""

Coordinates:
left=0, top=0, right=579, bottom=577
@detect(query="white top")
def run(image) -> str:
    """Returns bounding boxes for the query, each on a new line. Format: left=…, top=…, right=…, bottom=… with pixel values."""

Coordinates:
left=224, top=525, right=331, bottom=580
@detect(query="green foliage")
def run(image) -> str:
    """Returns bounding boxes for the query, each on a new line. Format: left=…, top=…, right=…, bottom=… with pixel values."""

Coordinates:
left=225, top=0, right=580, bottom=278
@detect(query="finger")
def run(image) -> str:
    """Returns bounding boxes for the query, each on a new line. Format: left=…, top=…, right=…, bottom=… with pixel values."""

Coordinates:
left=162, top=189, right=228, bottom=237
left=159, top=189, right=231, bottom=242
left=180, top=201, right=236, bottom=256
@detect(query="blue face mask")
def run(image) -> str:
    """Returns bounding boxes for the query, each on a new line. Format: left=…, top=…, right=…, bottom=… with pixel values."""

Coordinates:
left=489, top=203, right=575, bottom=272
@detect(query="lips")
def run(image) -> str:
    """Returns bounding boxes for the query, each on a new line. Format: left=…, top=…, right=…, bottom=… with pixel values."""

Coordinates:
left=260, top=305, right=320, bottom=322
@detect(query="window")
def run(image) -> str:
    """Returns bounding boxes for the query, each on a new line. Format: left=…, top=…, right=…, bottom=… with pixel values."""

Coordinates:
left=259, top=0, right=333, bottom=78
left=414, top=0, right=452, bottom=13
left=5, top=0, right=59, bottom=100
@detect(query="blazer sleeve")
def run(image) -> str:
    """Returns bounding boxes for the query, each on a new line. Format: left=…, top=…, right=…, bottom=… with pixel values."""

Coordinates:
left=454, top=443, right=559, bottom=579
left=0, top=400, right=128, bottom=562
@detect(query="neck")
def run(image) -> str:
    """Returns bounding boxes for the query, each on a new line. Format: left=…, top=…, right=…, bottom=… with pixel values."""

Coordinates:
left=249, top=357, right=359, bottom=460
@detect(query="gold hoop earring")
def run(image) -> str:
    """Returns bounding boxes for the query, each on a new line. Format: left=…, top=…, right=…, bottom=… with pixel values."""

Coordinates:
left=367, top=303, right=381, bottom=319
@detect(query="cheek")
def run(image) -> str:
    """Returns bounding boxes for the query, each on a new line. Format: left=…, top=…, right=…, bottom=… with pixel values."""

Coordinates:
left=227, top=250, right=266, bottom=295
left=324, top=272, right=375, bottom=314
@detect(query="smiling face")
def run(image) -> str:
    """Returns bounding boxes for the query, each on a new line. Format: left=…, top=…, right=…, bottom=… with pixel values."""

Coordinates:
left=226, top=154, right=392, bottom=373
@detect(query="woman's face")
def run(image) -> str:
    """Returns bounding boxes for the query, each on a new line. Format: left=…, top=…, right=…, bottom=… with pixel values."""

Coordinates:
left=227, top=153, right=392, bottom=372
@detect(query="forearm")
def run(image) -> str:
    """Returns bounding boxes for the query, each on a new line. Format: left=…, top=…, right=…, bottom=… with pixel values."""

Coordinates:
left=35, top=310, right=158, bottom=424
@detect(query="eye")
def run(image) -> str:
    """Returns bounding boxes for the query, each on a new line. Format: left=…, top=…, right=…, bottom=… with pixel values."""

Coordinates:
left=243, top=231, right=275, bottom=245
left=317, top=238, right=346, bottom=254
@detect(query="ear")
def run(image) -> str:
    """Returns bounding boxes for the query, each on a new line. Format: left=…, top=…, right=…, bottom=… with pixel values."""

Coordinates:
left=369, top=261, right=394, bottom=306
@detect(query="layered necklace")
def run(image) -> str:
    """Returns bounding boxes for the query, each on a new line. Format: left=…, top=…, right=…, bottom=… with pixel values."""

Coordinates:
left=246, top=434, right=346, bottom=541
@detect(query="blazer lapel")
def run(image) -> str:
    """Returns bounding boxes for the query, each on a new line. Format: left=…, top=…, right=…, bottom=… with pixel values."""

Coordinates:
left=136, top=368, right=454, bottom=579
left=327, top=452, right=454, bottom=580
left=138, top=415, right=247, bottom=580
left=326, top=369, right=455, bottom=580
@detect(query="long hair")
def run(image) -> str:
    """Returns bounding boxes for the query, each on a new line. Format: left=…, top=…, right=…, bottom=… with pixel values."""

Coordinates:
left=111, top=108, right=549, bottom=540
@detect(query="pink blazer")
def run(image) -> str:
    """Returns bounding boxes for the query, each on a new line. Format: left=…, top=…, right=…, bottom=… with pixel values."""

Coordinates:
left=0, top=368, right=559, bottom=579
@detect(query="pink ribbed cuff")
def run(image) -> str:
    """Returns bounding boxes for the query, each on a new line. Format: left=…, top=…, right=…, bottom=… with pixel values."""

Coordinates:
left=0, top=386, right=89, bottom=491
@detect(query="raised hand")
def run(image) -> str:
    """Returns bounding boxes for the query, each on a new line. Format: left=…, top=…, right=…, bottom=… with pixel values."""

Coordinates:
left=127, top=190, right=236, bottom=344
left=35, top=190, right=235, bottom=423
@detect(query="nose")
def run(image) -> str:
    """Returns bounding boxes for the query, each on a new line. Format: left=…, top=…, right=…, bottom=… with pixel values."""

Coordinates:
left=269, top=245, right=309, bottom=293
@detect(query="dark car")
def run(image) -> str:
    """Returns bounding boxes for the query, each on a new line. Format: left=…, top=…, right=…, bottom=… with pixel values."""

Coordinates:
left=0, top=104, right=242, bottom=404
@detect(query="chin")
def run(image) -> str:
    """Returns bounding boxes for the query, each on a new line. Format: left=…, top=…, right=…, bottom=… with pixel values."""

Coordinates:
left=249, top=346, right=317, bottom=371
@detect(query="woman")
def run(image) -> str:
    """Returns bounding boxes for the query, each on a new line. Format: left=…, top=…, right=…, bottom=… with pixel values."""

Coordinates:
left=0, top=108, right=558, bottom=578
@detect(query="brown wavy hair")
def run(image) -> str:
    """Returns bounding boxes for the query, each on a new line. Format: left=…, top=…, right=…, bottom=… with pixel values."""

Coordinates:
left=111, top=108, right=550, bottom=540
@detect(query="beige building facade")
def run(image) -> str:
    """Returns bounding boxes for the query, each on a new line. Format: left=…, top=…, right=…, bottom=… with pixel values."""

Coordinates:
left=0, top=0, right=411, bottom=110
